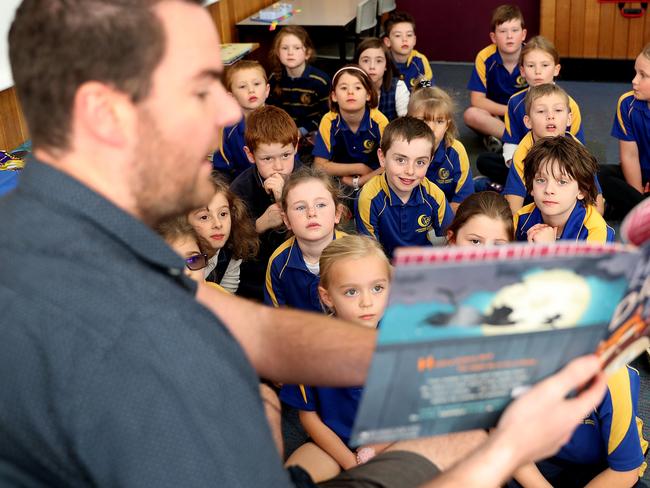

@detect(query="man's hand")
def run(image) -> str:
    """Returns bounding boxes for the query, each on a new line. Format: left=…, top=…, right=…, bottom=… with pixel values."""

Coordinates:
left=263, top=173, right=285, bottom=202
left=494, top=355, right=607, bottom=467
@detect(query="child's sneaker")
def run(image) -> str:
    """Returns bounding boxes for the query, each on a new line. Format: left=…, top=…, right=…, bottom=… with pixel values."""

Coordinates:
left=483, top=135, right=503, bottom=153
left=473, top=175, right=503, bottom=193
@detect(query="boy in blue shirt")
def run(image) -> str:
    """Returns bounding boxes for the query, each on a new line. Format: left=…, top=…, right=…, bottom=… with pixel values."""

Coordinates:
left=211, top=60, right=269, bottom=181
left=513, top=136, right=614, bottom=243
left=356, top=116, right=453, bottom=258
left=504, top=84, right=604, bottom=215
left=382, top=11, right=433, bottom=91
left=513, top=365, right=647, bottom=487
left=600, top=42, right=650, bottom=220
left=464, top=4, right=528, bottom=152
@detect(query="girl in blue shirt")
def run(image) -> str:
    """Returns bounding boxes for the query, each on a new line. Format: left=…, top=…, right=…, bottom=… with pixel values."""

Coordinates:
left=408, top=84, right=474, bottom=212
left=354, top=37, right=410, bottom=122
left=280, top=235, right=392, bottom=482
left=264, top=167, right=345, bottom=311
left=313, top=66, right=389, bottom=191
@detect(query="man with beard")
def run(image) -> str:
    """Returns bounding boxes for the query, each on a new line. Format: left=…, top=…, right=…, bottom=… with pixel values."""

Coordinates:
left=0, top=0, right=607, bottom=487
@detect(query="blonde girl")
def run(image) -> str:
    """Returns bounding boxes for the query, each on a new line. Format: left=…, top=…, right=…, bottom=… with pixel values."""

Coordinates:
left=267, top=25, right=331, bottom=137
left=313, top=65, right=389, bottom=191
left=280, top=235, right=392, bottom=481
left=354, top=37, right=409, bottom=121
left=446, top=191, right=513, bottom=246
left=264, top=166, right=346, bottom=311
left=408, top=85, right=474, bottom=211
left=188, top=173, right=259, bottom=294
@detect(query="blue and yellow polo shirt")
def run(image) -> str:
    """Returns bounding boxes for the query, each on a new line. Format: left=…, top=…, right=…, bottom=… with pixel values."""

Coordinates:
left=393, top=49, right=433, bottom=92
left=467, top=44, right=528, bottom=106
left=427, top=139, right=474, bottom=205
left=503, top=132, right=602, bottom=200
left=513, top=201, right=614, bottom=243
left=355, top=173, right=453, bottom=258
left=503, top=87, right=585, bottom=145
left=264, top=230, right=346, bottom=311
left=556, top=365, right=647, bottom=474
left=312, top=108, right=388, bottom=169
left=612, top=91, right=650, bottom=184
left=279, top=384, right=362, bottom=445
left=211, top=117, right=252, bottom=181
left=267, top=64, right=331, bottom=133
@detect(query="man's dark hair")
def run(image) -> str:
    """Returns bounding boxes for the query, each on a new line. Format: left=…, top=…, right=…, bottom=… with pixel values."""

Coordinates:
left=380, top=116, right=435, bottom=156
left=9, top=0, right=200, bottom=151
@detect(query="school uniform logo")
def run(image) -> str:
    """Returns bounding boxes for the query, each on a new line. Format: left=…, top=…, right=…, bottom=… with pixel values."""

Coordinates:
left=416, top=214, right=433, bottom=233
left=437, top=167, right=452, bottom=184
left=363, top=139, right=375, bottom=153
left=515, top=75, right=528, bottom=88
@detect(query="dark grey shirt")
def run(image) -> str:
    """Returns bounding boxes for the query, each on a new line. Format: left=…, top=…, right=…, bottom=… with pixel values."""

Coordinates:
left=0, top=160, right=293, bottom=487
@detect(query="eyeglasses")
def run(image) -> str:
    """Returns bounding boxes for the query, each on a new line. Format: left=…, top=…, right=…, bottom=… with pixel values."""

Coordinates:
left=185, top=253, right=209, bottom=271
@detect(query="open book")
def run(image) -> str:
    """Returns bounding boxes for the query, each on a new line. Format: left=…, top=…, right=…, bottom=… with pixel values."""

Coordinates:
left=351, top=241, right=650, bottom=445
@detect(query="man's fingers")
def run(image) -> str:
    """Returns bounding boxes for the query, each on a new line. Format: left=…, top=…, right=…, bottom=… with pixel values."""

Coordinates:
left=547, top=355, right=602, bottom=394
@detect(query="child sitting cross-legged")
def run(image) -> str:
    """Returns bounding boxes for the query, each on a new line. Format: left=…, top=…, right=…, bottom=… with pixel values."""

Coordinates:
left=514, top=136, right=614, bottom=243
left=408, top=84, right=474, bottom=212
left=264, top=167, right=346, bottom=312
left=313, top=66, right=389, bottom=192
left=382, top=10, right=433, bottom=91
left=511, top=365, right=647, bottom=487
left=355, top=116, right=453, bottom=258
left=503, top=83, right=604, bottom=215
left=230, top=105, right=301, bottom=301
left=212, top=60, right=269, bottom=182
left=281, top=235, right=393, bottom=482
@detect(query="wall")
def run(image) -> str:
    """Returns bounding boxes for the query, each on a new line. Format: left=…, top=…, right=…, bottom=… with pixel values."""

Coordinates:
left=541, top=0, right=650, bottom=59
left=0, top=0, right=273, bottom=150
left=395, top=0, right=540, bottom=62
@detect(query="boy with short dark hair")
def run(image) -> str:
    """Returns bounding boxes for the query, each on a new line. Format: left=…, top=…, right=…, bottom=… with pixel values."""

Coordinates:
left=464, top=4, right=528, bottom=151
left=514, top=136, right=614, bottom=243
left=383, top=11, right=433, bottom=91
left=212, top=60, right=270, bottom=181
left=355, top=116, right=453, bottom=257
left=503, top=83, right=604, bottom=215
left=230, top=105, right=301, bottom=301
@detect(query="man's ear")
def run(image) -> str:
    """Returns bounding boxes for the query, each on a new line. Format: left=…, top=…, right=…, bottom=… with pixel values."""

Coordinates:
left=244, top=146, right=256, bottom=164
left=74, top=81, right=134, bottom=147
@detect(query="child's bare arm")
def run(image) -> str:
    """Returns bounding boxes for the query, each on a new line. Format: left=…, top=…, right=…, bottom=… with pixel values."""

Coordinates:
left=341, top=167, right=384, bottom=188
left=505, top=194, right=524, bottom=214
left=299, top=410, right=357, bottom=470
left=470, top=91, right=507, bottom=117
left=584, top=467, right=640, bottom=487
left=512, top=463, right=553, bottom=488
left=313, top=157, right=373, bottom=178
left=620, top=140, right=644, bottom=193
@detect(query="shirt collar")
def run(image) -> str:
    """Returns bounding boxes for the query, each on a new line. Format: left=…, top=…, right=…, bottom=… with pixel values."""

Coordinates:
left=559, top=201, right=587, bottom=239
left=383, top=173, right=424, bottom=207
left=20, top=158, right=191, bottom=283
left=432, top=141, right=446, bottom=163
left=335, top=108, right=371, bottom=132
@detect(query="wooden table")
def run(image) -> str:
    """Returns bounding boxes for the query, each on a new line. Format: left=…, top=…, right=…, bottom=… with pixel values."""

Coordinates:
left=237, top=0, right=359, bottom=61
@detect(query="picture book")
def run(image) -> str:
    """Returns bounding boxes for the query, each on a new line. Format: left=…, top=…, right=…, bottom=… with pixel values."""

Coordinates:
left=350, top=242, right=650, bottom=445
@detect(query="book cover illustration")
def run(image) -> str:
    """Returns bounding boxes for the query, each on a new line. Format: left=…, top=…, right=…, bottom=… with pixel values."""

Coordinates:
left=351, top=244, right=639, bottom=445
